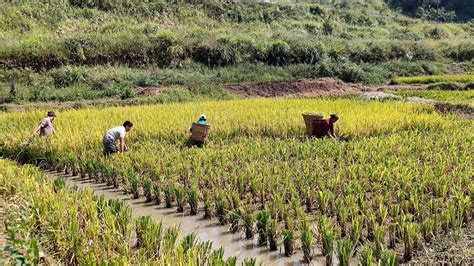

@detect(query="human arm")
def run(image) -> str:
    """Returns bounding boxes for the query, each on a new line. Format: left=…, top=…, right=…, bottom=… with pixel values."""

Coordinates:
left=329, top=124, right=338, bottom=140
left=33, top=125, right=41, bottom=136
left=33, top=119, right=47, bottom=137
left=119, top=137, right=127, bottom=152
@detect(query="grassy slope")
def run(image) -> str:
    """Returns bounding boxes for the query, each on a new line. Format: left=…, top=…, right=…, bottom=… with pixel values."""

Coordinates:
left=0, top=2, right=472, bottom=103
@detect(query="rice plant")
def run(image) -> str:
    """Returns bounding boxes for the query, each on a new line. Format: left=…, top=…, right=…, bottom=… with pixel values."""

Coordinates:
left=319, top=216, right=335, bottom=266
left=230, top=210, right=240, bottom=234
left=0, top=97, right=472, bottom=264
left=380, top=250, right=397, bottom=266
left=256, top=210, right=270, bottom=246
left=216, top=193, right=228, bottom=225
left=143, top=178, right=153, bottom=202
left=242, top=208, right=255, bottom=240
left=174, top=184, right=186, bottom=213
left=187, top=186, right=199, bottom=215
left=300, top=217, right=314, bottom=263
left=374, top=225, right=385, bottom=261
left=152, top=182, right=162, bottom=205
left=337, top=237, right=353, bottom=266
left=203, top=190, right=212, bottom=219
left=283, top=228, right=295, bottom=257
left=359, top=245, right=374, bottom=266
left=164, top=183, right=175, bottom=209
left=267, top=218, right=278, bottom=251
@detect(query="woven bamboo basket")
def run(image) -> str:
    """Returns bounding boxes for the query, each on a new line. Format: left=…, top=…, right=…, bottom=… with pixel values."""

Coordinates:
left=302, top=113, right=324, bottom=135
left=191, top=123, right=211, bottom=143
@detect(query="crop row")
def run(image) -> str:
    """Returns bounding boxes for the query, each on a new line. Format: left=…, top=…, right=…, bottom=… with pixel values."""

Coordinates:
left=391, top=74, right=474, bottom=85
left=0, top=159, right=247, bottom=265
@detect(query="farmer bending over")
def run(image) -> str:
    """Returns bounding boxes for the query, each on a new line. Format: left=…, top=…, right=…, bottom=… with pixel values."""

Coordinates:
left=103, top=121, right=133, bottom=156
left=313, top=114, right=339, bottom=140
left=33, top=111, right=56, bottom=138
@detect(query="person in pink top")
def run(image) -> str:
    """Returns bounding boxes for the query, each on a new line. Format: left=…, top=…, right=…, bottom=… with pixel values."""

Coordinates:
left=313, top=114, right=339, bottom=140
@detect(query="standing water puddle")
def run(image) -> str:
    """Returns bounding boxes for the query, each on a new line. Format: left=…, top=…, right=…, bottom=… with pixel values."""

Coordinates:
left=47, top=171, right=328, bottom=265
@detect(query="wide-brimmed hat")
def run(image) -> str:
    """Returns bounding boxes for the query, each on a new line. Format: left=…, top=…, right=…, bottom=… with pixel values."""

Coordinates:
left=47, top=111, right=56, bottom=117
left=199, top=114, right=206, bottom=120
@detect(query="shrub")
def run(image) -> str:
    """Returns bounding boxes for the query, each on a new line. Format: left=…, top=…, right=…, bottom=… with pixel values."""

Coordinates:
left=291, top=41, right=326, bottom=64
left=149, top=31, right=182, bottom=67
left=266, top=40, right=291, bottom=65
left=50, top=66, right=89, bottom=87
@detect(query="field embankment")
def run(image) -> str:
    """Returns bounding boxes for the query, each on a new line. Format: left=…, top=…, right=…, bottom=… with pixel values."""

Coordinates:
left=224, top=77, right=364, bottom=97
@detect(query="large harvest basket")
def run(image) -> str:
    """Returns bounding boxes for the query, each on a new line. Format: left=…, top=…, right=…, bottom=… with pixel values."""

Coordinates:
left=191, top=123, right=211, bottom=143
left=302, top=113, right=324, bottom=135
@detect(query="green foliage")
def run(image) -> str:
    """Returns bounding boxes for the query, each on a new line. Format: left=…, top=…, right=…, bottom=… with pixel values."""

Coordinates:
left=3, top=224, right=40, bottom=265
left=392, top=74, right=474, bottom=85
left=360, top=245, right=374, bottom=266
left=283, top=228, right=295, bottom=257
left=187, top=185, right=199, bottom=215
left=338, top=237, right=353, bottom=266
left=53, top=177, right=66, bottom=193
left=0, top=2, right=471, bottom=103
left=385, top=0, right=472, bottom=21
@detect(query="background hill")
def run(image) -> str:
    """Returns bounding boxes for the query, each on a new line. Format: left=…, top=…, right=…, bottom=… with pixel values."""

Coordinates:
left=0, top=1, right=472, bottom=103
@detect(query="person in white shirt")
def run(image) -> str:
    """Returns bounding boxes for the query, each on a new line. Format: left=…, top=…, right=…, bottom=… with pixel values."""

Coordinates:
left=103, top=121, right=133, bottom=156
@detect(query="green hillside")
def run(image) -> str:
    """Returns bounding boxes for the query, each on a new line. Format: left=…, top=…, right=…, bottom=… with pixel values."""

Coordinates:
left=1, top=1, right=472, bottom=103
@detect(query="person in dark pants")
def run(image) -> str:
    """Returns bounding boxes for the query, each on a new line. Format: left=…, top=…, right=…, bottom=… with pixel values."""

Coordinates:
left=313, top=114, right=339, bottom=140
left=103, top=121, right=133, bottom=156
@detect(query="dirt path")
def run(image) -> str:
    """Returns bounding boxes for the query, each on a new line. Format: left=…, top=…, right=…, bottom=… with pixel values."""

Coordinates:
left=223, top=78, right=366, bottom=97
left=46, top=171, right=324, bottom=266
left=223, top=78, right=425, bottom=98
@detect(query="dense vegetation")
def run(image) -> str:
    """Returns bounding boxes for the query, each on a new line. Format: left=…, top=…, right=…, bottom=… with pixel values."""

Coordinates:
left=385, top=0, right=473, bottom=21
left=0, top=159, right=240, bottom=265
left=1, top=1, right=472, bottom=103
left=1, top=98, right=472, bottom=264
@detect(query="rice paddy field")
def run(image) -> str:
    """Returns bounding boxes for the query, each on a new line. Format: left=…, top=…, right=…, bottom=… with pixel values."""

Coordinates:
left=391, top=74, right=474, bottom=85
left=394, top=90, right=474, bottom=106
left=1, top=97, right=473, bottom=265
left=1, top=1, right=473, bottom=265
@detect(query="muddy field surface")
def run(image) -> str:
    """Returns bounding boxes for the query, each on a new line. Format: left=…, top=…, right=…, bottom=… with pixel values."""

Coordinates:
left=434, top=102, right=474, bottom=119
left=223, top=78, right=428, bottom=98
left=223, top=78, right=367, bottom=97
left=411, top=222, right=474, bottom=264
